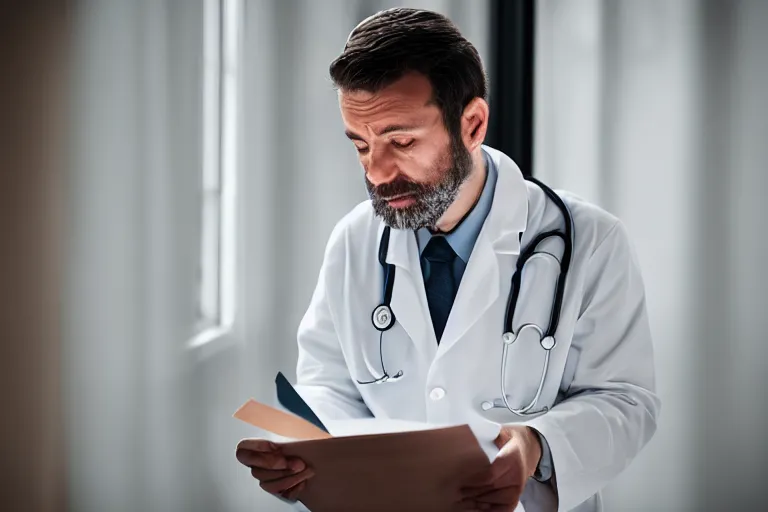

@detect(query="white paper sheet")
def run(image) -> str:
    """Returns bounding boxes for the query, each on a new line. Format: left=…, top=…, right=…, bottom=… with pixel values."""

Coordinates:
left=323, top=418, right=501, bottom=463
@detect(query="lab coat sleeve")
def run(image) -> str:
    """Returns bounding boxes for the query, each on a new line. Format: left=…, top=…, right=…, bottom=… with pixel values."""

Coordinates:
left=533, top=431, right=554, bottom=482
left=294, top=224, right=373, bottom=422
left=521, top=220, right=661, bottom=511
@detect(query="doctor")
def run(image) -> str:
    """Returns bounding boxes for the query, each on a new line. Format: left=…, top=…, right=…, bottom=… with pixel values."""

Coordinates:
left=236, top=7, right=660, bottom=512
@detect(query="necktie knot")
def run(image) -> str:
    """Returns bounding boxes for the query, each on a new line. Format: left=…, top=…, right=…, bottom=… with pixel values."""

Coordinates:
left=423, top=236, right=456, bottom=264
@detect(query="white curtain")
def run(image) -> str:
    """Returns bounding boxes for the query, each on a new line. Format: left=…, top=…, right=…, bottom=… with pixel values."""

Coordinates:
left=65, top=1, right=204, bottom=510
left=535, top=0, right=768, bottom=509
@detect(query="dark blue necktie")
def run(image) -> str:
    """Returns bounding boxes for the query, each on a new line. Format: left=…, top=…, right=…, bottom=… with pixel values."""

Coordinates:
left=422, top=236, right=457, bottom=343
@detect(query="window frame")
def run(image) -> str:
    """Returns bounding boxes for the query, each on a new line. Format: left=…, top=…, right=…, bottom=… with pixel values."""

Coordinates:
left=188, top=0, right=242, bottom=355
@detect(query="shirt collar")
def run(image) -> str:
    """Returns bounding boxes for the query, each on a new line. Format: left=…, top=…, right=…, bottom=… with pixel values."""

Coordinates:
left=416, top=149, right=498, bottom=263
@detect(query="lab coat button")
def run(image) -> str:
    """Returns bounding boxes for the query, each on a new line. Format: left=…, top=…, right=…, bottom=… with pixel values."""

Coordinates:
left=429, top=387, right=446, bottom=401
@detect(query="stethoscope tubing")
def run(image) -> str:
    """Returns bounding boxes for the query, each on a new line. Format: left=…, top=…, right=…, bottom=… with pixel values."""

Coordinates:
left=362, top=176, right=574, bottom=417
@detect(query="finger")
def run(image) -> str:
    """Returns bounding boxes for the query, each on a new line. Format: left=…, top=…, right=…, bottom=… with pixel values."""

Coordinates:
left=462, top=462, right=516, bottom=491
left=249, top=467, right=295, bottom=482
left=259, top=467, right=315, bottom=495
left=235, top=438, right=281, bottom=465
left=285, top=481, right=306, bottom=501
left=457, top=500, right=491, bottom=511
left=249, top=457, right=306, bottom=481
left=460, top=499, right=517, bottom=512
left=259, top=468, right=314, bottom=495
left=461, top=484, right=497, bottom=499
left=454, top=498, right=476, bottom=510
left=487, top=504, right=518, bottom=512
left=236, top=438, right=278, bottom=453
left=463, top=469, right=493, bottom=489
left=469, top=485, right=521, bottom=506
left=281, top=480, right=306, bottom=502
left=494, top=428, right=513, bottom=450
left=236, top=449, right=289, bottom=470
left=461, top=477, right=506, bottom=498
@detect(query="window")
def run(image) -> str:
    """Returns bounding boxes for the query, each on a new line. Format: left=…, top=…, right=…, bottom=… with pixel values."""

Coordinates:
left=189, top=0, right=241, bottom=348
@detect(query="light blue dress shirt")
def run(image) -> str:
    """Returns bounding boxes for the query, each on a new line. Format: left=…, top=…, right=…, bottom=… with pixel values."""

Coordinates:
left=414, top=149, right=554, bottom=482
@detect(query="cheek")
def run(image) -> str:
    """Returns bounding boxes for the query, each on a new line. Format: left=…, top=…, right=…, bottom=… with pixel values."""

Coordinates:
left=358, top=142, right=447, bottom=184
left=409, top=145, right=449, bottom=182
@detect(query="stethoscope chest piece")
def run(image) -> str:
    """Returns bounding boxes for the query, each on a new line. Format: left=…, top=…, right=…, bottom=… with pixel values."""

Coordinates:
left=371, top=304, right=395, bottom=331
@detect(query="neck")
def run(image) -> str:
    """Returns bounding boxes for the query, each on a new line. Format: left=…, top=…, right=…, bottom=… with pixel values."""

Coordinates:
left=433, top=149, right=486, bottom=233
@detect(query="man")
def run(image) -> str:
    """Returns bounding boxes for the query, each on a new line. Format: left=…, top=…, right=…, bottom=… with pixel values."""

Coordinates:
left=236, top=8, right=659, bottom=511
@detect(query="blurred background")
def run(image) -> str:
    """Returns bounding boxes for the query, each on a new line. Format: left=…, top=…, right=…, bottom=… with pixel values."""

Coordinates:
left=2, top=0, right=767, bottom=510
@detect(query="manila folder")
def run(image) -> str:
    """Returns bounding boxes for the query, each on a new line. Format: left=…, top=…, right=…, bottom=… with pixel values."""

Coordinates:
left=234, top=398, right=490, bottom=512
left=280, top=424, right=489, bottom=511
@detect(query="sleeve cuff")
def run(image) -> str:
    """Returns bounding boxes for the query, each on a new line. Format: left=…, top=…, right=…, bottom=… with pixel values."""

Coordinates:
left=532, top=430, right=554, bottom=482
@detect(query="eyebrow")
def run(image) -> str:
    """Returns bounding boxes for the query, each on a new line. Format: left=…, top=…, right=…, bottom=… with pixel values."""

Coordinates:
left=344, top=124, right=420, bottom=141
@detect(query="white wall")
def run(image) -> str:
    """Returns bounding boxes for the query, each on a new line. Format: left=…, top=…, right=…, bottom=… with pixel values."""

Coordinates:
left=535, top=0, right=768, bottom=509
left=65, top=1, right=204, bottom=510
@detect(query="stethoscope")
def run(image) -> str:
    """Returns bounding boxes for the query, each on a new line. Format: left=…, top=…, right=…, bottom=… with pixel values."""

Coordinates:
left=358, top=176, right=574, bottom=417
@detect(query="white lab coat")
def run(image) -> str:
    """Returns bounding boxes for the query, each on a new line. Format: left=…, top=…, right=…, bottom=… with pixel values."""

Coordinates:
left=293, top=146, right=660, bottom=511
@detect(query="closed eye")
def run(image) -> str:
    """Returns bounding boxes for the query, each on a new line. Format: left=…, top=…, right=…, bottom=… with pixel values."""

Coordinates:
left=392, top=139, right=414, bottom=149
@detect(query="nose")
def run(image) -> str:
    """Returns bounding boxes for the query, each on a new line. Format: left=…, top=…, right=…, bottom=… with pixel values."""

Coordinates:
left=364, top=145, right=398, bottom=187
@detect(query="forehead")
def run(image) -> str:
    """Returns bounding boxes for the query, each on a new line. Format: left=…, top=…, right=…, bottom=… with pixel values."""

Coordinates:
left=338, top=72, right=440, bottom=127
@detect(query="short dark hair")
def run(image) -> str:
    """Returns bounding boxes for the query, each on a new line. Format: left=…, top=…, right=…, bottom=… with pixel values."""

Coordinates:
left=329, top=7, right=488, bottom=140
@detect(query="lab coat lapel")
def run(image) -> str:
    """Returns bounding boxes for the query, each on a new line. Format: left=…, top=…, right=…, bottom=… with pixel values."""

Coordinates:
left=436, top=232, right=501, bottom=354
left=436, top=147, right=530, bottom=356
left=384, top=225, right=438, bottom=363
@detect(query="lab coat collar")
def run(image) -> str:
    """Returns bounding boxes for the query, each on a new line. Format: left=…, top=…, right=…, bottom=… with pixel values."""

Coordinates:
left=481, top=145, right=529, bottom=254
left=415, top=148, right=497, bottom=264
left=383, top=145, right=529, bottom=270
left=379, top=146, right=530, bottom=357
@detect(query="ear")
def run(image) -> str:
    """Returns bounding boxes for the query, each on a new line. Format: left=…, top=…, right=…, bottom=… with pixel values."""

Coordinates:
left=460, top=97, right=489, bottom=152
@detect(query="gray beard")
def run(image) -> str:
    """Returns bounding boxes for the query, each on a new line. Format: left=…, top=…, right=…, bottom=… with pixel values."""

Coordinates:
left=366, top=138, right=473, bottom=230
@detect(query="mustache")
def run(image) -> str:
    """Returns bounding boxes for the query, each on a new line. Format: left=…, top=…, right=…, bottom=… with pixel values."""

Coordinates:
left=366, top=176, right=429, bottom=200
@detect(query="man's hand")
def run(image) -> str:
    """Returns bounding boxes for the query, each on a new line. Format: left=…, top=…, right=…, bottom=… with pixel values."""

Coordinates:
left=235, top=438, right=315, bottom=502
left=458, top=426, right=542, bottom=511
